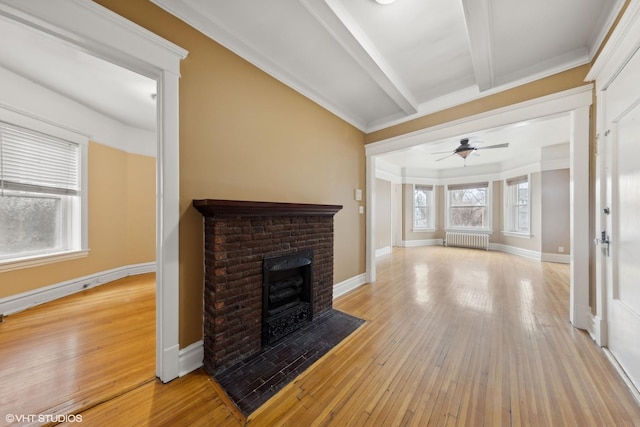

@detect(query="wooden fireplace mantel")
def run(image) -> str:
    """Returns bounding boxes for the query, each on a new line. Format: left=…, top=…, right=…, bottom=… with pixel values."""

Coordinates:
left=193, top=199, right=343, bottom=217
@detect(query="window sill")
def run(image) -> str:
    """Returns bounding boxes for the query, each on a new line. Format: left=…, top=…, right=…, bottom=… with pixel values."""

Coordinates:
left=0, top=249, right=90, bottom=273
left=501, top=231, right=532, bottom=239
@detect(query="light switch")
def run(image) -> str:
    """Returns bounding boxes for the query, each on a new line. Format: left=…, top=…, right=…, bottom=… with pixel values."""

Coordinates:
left=359, top=206, right=364, bottom=214
left=355, top=189, right=362, bottom=201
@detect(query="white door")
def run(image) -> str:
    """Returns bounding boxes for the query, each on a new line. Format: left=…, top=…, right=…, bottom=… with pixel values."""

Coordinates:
left=603, top=45, right=640, bottom=390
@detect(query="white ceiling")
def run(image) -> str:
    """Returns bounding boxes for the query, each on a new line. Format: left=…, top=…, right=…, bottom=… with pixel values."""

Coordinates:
left=0, top=15, right=157, bottom=132
left=0, top=0, right=623, bottom=172
left=151, top=0, right=620, bottom=132
left=148, top=0, right=620, bottom=173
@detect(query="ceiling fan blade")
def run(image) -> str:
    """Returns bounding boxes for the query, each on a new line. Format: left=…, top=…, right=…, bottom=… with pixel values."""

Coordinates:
left=435, top=153, right=456, bottom=162
left=431, top=150, right=454, bottom=155
left=476, top=143, right=509, bottom=150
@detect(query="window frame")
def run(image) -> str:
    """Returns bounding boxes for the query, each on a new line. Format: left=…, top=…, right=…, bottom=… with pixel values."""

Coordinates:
left=412, top=184, right=435, bottom=231
left=445, top=182, right=492, bottom=232
left=503, top=174, right=532, bottom=238
left=0, top=107, right=89, bottom=272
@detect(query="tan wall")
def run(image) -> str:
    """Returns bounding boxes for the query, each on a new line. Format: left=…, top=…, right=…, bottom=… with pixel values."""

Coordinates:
left=376, top=179, right=392, bottom=250
left=541, top=169, right=571, bottom=255
left=0, top=142, right=156, bottom=298
left=95, top=0, right=367, bottom=348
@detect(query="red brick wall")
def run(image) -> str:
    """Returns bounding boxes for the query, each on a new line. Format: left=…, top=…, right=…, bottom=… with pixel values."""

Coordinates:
left=203, top=216, right=335, bottom=373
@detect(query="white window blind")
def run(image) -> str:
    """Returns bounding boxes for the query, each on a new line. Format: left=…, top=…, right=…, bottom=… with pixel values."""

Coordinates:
left=0, top=121, right=79, bottom=196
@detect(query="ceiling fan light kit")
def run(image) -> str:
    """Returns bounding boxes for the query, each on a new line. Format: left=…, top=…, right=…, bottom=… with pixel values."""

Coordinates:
left=432, top=138, right=509, bottom=166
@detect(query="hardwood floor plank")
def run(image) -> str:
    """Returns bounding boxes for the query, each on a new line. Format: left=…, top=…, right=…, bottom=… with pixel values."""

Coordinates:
left=2, top=248, right=640, bottom=426
left=0, top=274, right=156, bottom=424
left=250, top=247, right=640, bottom=426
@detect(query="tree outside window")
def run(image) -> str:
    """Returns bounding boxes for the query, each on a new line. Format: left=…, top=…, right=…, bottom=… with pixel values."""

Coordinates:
left=447, top=183, right=488, bottom=229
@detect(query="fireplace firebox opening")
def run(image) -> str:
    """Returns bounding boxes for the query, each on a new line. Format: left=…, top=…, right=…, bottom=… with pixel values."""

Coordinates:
left=262, top=249, right=313, bottom=345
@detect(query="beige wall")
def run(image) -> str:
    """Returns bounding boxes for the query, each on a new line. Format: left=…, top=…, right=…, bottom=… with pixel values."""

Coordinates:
left=541, top=169, right=571, bottom=255
left=376, top=179, right=392, bottom=250
left=0, top=142, right=156, bottom=298
left=96, top=0, right=367, bottom=348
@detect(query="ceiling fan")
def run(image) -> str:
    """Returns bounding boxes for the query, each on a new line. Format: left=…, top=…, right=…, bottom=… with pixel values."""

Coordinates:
left=431, top=138, right=509, bottom=165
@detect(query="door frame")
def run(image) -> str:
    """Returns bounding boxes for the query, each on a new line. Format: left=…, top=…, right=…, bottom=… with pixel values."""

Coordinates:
left=0, top=0, right=188, bottom=382
left=587, top=0, right=640, bottom=346
left=365, top=85, right=593, bottom=331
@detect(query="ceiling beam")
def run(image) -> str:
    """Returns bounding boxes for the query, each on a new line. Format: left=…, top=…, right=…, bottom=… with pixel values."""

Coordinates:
left=301, top=0, right=418, bottom=115
left=461, top=0, right=494, bottom=92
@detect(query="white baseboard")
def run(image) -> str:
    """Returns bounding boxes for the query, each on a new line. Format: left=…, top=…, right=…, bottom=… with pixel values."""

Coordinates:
left=603, top=347, right=640, bottom=406
left=333, top=273, right=367, bottom=299
left=402, top=240, right=543, bottom=262
left=589, top=313, right=607, bottom=346
left=401, top=239, right=444, bottom=247
left=572, top=303, right=593, bottom=332
left=489, top=243, right=541, bottom=261
left=179, top=339, right=204, bottom=377
left=375, top=246, right=392, bottom=257
left=541, top=253, right=571, bottom=263
left=0, top=261, right=156, bottom=316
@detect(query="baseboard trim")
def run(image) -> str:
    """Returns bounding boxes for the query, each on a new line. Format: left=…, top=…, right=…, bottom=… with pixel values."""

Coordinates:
left=376, top=246, right=392, bottom=257
left=401, top=239, right=444, bottom=247
left=489, top=243, right=541, bottom=261
left=179, top=340, right=204, bottom=377
left=401, top=240, right=543, bottom=262
left=541, top=253, right=571, bottom=264
left=0, top=262, right=156, bottom=316
left=603, top=347, right=640, bottom=406
left=589, top=313, right=607, bottom=346
left=333, top=273, right=367, bottom=299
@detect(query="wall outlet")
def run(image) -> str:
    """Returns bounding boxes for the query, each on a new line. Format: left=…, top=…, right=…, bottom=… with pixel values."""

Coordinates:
left=558, top=246, right=564, bottom=253
left=359, top=206, right=364, bottom=214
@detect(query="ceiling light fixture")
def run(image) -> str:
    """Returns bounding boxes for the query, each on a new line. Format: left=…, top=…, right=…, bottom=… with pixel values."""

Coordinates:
left=375, top=0, right=396, bottom=4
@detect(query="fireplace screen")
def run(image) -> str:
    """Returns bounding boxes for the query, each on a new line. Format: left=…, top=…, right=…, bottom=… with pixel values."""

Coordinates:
left=262, top=250, right=313, bottom=345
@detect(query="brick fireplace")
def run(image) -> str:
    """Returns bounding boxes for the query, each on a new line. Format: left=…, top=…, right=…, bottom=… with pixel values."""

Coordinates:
left=193, top=199, right=342, bottom=373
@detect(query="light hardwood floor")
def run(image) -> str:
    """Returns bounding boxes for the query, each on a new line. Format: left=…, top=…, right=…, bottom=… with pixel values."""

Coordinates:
left=2, top=248, right=640, bottom=426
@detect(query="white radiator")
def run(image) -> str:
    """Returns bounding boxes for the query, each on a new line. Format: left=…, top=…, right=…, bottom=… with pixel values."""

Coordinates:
left=445, top=232, right=489, bottom=250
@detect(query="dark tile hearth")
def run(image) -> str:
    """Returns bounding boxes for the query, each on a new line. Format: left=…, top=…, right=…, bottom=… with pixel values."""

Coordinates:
left=213, top=309, right=364, bottom=415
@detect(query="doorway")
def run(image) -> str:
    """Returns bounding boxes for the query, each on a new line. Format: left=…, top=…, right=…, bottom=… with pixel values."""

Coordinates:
left=365, top=85, right=593, bottom=332
left=0, top=0, right=186, bottom=382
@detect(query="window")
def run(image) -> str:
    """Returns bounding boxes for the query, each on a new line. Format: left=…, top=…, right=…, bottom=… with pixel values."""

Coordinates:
left=0, top=121, right=84, bottom=265
left=447, top=182, right=490, bottom=229
left=504, top=175, right=530, bottom=234
left=413, top=185, right=434, bottom=229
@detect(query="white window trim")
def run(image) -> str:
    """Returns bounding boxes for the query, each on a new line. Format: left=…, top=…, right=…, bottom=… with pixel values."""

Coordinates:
left=444, top=182, right=493, bottom=232
left=502, top=173, right=531, bottom=237
left=412, top=184, right=435, bottom=231
left=0, top=105, right=89, bottom=270
left=0, top=250, right=90, bottom=273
